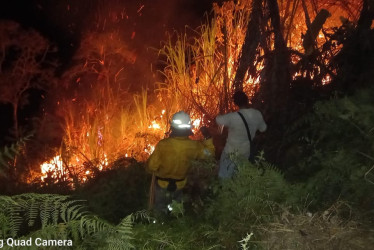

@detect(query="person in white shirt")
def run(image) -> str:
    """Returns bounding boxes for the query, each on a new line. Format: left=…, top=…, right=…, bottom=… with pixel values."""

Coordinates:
left=216, top=91, right=267, bottom=178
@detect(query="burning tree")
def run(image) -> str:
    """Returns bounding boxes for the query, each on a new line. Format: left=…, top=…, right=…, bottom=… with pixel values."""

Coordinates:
left=155, top=0, right=363, bottom=165
left=157, top=0, right=361, bottom=123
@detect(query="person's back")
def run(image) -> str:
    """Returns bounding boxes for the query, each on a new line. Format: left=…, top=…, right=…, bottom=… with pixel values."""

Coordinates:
left=147, top=111, right=214, bottom=214
left=216, top=91, right=267, bottom=178
left=217, top=108, right=266, bottom=157
left=148, top=136, right=213, bottom=189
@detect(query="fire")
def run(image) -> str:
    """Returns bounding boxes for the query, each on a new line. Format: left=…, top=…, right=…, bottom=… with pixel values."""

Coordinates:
left=40, top=156, right=64, bottom=182
left=36, top=0, right=361, bottom=186
left=144, top=144, right=155, bottom=155
left=149, top=120, right=161, bottom=130
left=100, top=154, right=108, bottom=170
left=193, top=118, right=201, bottom=128
left=39, top=152, right=110, bottom=183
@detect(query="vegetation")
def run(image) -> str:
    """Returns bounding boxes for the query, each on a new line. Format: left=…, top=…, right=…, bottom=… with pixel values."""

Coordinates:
left=0, top=193, right=136, bottom=250
left=73, top=160, right=150, bottom=224
left=1, top=100, right=373, bottom=247
left=0, top=0, right=373, bottom=249
left=0, top=21, right=56, bottom=140
left=285, top=85, right=374, bottom=210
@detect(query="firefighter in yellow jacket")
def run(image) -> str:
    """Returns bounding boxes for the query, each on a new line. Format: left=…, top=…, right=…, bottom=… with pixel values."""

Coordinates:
left=147, top=111, right=214, bottom=214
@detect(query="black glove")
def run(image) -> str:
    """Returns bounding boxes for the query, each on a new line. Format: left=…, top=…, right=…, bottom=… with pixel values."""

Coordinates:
left=200, top=126, right=211, bottom=139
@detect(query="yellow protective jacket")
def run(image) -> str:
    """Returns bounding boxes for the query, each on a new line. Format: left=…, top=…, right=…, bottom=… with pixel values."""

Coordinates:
left=147, top=136, right=214, bottom=190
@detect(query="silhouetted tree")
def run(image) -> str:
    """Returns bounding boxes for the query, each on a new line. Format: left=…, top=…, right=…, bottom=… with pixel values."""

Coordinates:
left=0, top=21, right=57, bottom=139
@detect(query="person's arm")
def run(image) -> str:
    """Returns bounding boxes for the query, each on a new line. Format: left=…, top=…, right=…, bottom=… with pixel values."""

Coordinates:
left=215, top=113, right=231, bottom=127
left=257, top=112, right=267, bottom=132
left=193, top=127, right=215, bottom=158
left=216, top=113, right=232, bottom=135
left=200, top=126, right=211, bottom=139
left=202, top=138, right=215, bottom=157
left=193, top=138, right=215, bottom=159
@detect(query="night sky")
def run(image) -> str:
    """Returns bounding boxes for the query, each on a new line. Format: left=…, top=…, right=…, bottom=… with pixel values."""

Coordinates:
left=0, top=0, right=220, bottom=68
left=0, top=0, right=222, bottom=145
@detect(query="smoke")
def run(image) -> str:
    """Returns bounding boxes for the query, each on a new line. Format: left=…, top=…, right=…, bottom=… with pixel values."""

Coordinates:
left=90, top=0, right=220, bottom=91
left=1, top=0, right=219, bottom=84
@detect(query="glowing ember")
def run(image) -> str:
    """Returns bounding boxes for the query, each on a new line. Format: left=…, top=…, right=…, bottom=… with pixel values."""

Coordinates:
left=99, top=154, right=109, bottom=170
left=40, top=156, right=64, bottom=182
left=144, top=144, right=155, bottom=155
left=322, top=74, right=332, bottom=85
left=193, top=118, right=201, bottom=128
left=149, top=120, right=161, bottom=130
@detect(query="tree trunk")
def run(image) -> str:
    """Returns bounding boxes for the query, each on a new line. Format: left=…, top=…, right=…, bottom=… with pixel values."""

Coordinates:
left=13, top=101, right=19, bottom=139
left=358, top=0, right=374, bottom=30
left=232, top=0, right=263, bottom=92
left=285, top=0, right=300, bottom=45
left=332, top=0, right=374, bottom=92
left=254, top=0, right=290, bottom=115
left=302, top=8, right=331, bottom=55
left=251, top=0, right=292, bottom=164
left=222, top=20, right=230, bottom=113
left=10, top=100, right=19, bottom=180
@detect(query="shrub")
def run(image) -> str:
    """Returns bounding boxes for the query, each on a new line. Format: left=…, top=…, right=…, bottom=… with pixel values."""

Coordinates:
left=286, top=86, right=374, bottom=211
left=73, top=159, right=150, bottom=224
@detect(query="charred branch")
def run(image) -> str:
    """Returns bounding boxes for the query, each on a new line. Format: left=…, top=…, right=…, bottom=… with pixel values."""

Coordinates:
left=302, top=9, right=331, bottom=55
left=233, top=0, right=263, bottom=92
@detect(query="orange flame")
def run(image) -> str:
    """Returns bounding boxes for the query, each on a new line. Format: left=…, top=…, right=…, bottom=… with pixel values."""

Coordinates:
left=40, top=156, right=64, bottom=182
left=37, top=0, right=361, bottom=185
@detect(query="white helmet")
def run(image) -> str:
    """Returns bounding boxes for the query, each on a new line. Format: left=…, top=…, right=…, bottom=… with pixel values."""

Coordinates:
left=170, top=111, right=191, bottom=129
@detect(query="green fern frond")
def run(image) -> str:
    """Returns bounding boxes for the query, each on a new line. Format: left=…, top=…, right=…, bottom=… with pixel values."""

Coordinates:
left=116, top=215, right=133, bottom=240
left=0, top=195, right=18, bottom=207
left=0, top=133, right=33, bottom=177
left=7, top=204, right=23, bottom=238
left=206, top=156, right=295, bottom=229
left=66, top=204, right=86, bottom=221
left=52, top=199, right=61, bottom=225
left=0, top=194, right=89, bottom=238
left=26, top=198, right=39, bottom=227
left=40, top=198, right=53, bottom=228
left=0, top=212, right=10, bottom=238
left=68, top=220, right=82, bottom=242
left=0, top=194, right=137, bottom=249
left=80, top=215, right=110, bottom=236
left=61, top=200, right=79, bottom=223
left=106, top=237, right=134, bottom=250
left=132, top=210, right=150, bottom=222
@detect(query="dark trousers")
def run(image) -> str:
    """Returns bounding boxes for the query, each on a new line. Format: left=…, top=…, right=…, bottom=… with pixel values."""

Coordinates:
left=154, top=183, right=183, bottom=214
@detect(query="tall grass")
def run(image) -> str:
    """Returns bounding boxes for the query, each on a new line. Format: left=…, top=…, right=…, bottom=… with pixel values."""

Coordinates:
left=48, top=32, right=167, bottom=183
left=157, top=2, right=256, bottom=124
